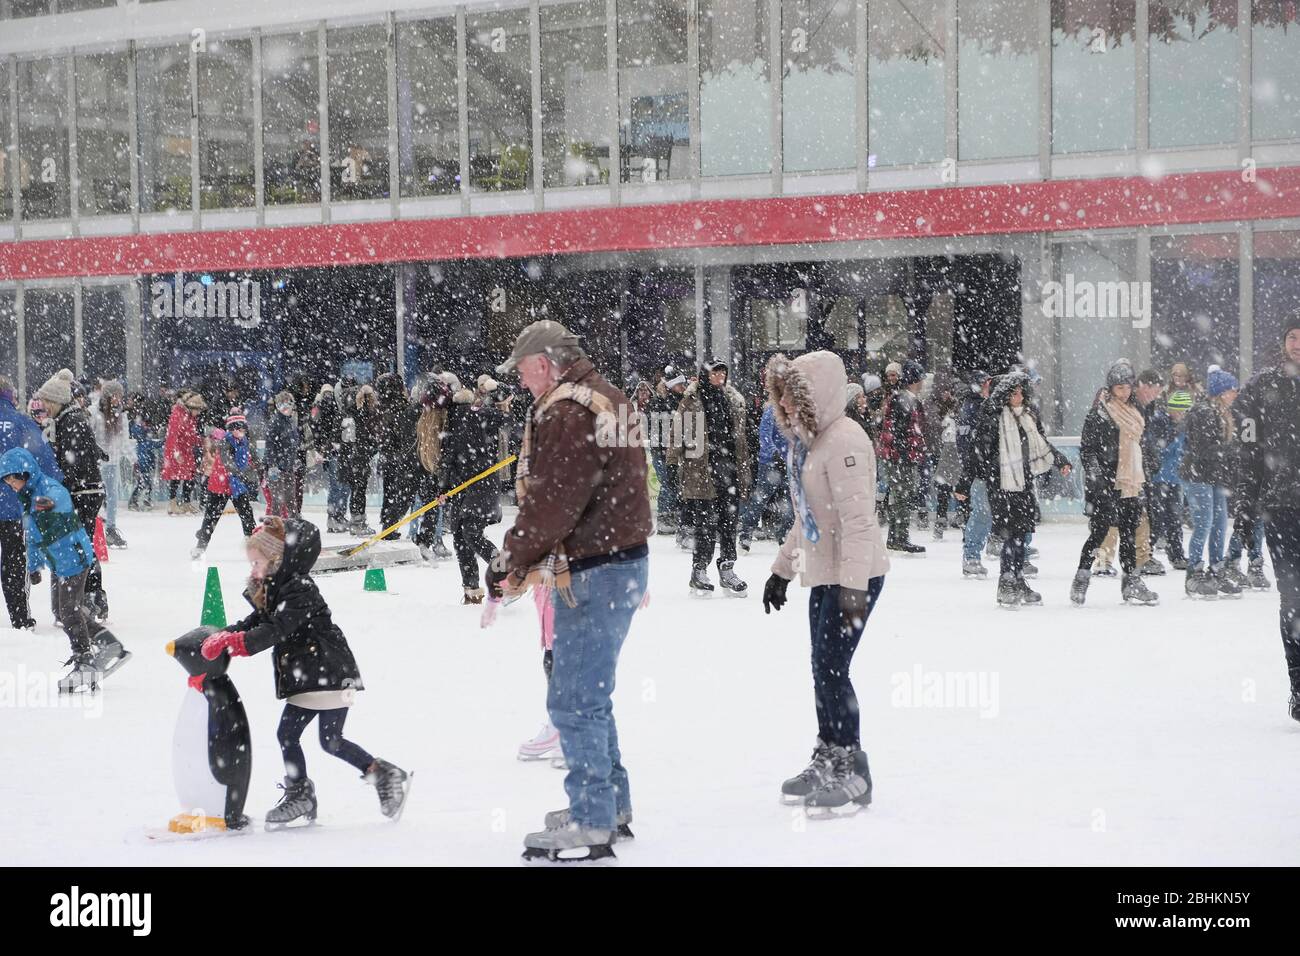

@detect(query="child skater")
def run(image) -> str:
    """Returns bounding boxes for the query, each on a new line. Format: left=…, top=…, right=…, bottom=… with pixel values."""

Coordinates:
left=192, top=408, right=259, bottom=560
left=200, top=516, right=410, bottom=827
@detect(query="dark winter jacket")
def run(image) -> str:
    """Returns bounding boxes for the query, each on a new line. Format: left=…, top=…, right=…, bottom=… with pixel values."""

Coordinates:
left=670, top=379, right=752, bottom=500
left=878, top=388, right=927, bottom=465
left=340, top=388, right=379, bottom=483
left=0, top=447, right=94, bottom=579
left=0, top=396, right=63, bottom=521
left=264, top=410, right=300, bottom=476
left=375, top=373, right=419, bottom=474
left=440, top=392, right=505, bottom=530
left=955, top=391, right=985, bottom=480
left=51, top=405, right=106, bottom=497
left=1179, top=398, right=1235, bottom=488
left=233, top=518, right=364, bottom=700
left=312, top=389, right=341, bottom=455
left=1234, top=364, right=1300, bottom=520
left=1139, top=401, right=1176, bottom=479
left=1080, top=400, right=1128, bottom=511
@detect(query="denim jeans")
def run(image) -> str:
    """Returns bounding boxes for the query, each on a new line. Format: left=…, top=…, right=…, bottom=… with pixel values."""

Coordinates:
left=651, top=449, right=678, bottom=524
left=809, top=578, right=884, bottom=749
left=99, top=462, right=120, bottom=532
left=1228, top=519, right=1266, bottom=563
left=324, top=458, right=349, bottom=521
left=962, top=479, right=992, bottom=562
left=547, top=554, right=648, bottom=830
left=1185, top=482, right=1229, bottom=568
left=740, top=460, right=792, bottom=538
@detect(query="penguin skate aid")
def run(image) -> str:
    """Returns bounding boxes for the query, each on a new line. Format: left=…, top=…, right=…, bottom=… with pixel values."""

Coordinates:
left=0, top=447, right=132, bottom=694
left=198, top=515, right=411, bottom=830
left=488, top=320, right=652, bottom=863
left=762, top=351, right=888, bottom=818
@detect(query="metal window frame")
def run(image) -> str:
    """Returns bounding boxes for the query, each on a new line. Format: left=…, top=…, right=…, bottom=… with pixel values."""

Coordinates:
left=455, top=6, right=469, bottom=214
left=529, top=0, right=542, bottom=207
left=319, top=21, right=331, bottom=219
left=66, top=50, right=78, bottom=231
left=687, top=0, right=701, bottom=194
left=386, top=13, right=400, bottom=214
left=605, top=0, right=618, bottom=205
left=252, top=31, right=265, bottom=221
left=853, top=0, right=866, bottom=192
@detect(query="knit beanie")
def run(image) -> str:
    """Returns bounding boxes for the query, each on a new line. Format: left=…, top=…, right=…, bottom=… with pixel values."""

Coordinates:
left=225, top=407, right=248, bottom=429
left=274, top=390, right=295, bottom=412
left=885, top=361, right=903, bottom=378
left=183, top=391, right=207, bottom=412
left=476, top=374, right=498, bottom=394
left=1106, top=360, right=1136, bottom=388
left=1166, top=389, right=1193, bottom=411
left=247, top=516, right=286, bottom=564
left=845, top=382, right=865, bottom=411
left=862, top=373, right=882, bottom=394
left=1205, top=366, right=1239, bottom=397
left=34, top=368, right=74, bottom=407
left=1282, top=308, right=1300, bottom=344
left=900, top=360, right=925, bottom=387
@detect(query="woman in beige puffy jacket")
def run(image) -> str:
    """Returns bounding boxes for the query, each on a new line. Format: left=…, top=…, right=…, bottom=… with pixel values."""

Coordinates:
left=762, top=350, right=889, bottom=817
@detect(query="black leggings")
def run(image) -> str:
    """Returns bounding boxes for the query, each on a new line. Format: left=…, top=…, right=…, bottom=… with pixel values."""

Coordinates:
left=0, top=518, right=30, bottom=626
left=72, top=491, right=105, bottom=600
left=169, top=479, right=194, bottom=503
left=1265, top=511, right=1300, bottom=694
left=454, top=522, right=499, bottom=589
left=1079, top=496, right=1142, bottom=574
left=277, top=704, right=374, bottom=783
left=195, top=492, right=257, bottom=549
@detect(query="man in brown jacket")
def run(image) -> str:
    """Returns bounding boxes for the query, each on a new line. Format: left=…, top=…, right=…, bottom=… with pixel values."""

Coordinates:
left=487, top=320, right=651, bottom=864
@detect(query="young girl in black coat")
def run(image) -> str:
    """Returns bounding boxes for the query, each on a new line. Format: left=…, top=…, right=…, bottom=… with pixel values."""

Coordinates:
left=200, top=516, right=409, bottom=827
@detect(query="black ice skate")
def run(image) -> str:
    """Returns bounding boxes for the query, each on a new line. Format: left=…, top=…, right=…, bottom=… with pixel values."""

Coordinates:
left=962, top=558, right=988, bottom=578
left=1211, top=564, right=1242, bottom=599
left=1015, top=576, right=1042, bottom=606
left=265, top=777, right=318, bottom=829
left=1222, top=560, right=1249, bottom=590
left=803, top=747, right=872, bottom=818
left=363, top=758, right=412, bottom=820
left=1021, top=561, right=1039, bottom=579
left=1069, top=568, right=1091, bottom=606
left=91, top=631, right=132, bottom=682
left=689, top=565, right=714, bottom=595
left=717, top=561, right=748, bottom=596
left=1139, top=558, right=1166, bottom=576
left=522, top=825, right=616, bottom=864
left=1289, top=692, right=1300, bottom=724
left=1247, top=558, right=1271, bottom=591
left=544, top=807, right=634, bottom=841
left=1185, top=565, right=1218, bottom=600
left=57, top=653, right=101, bottom=694
left=1121, top=574, right=1159, bottom=606
left=780, top=739, right=834, bottom=805
left=997, top=573, right=1021, bottom=608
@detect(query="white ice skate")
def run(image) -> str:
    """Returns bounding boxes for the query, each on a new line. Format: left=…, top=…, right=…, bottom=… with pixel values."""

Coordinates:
left=517, top=723, right=562, bottom=761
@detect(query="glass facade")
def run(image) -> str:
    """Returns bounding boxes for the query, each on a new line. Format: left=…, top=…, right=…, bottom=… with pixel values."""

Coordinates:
left=958, top=0, right=1039, bottom=160
left=17, top=57, right=71, bottom=220
left=782, top=0, right=855, bottom=172
left=540, top=1, right=612, bottom=187
left=1051, top=0, right=1137, bottom=154
left=328, top=25, right=391, bottom=201
left=82, top=285, right=127, bottom=383
left=1149, top=0, right=1239, bottom=149
left=618, top=0, right=690, bottom=182
left=396, top=17, right=460, bottom=197
left=1151, top=233, right=1240, bottom=377
left=0, top=291, right=16, bottom=385
left=466, top=6, right=533, bottom=192
left=700, top=0, right=770, bottom=177
left=22, top=288, right=75, bottom=393
left=136, top=44, right=193, bottom=213
left=869, top=0, right=945, bottom=167
left=261, top=31, right=320, bottom=206
left=75, top=51, right=132, bottom=216
left=1253, top=1, right=1300, bottom=142
left=198, top=37, right=256, bottom=209
left=0, top=67, right=11, bottom=220
left=1253, top=230, right=1300, bottom=372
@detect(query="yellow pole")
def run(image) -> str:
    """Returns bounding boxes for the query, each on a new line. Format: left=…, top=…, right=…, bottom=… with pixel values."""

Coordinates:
left=342, top=454, right=517, bottom=557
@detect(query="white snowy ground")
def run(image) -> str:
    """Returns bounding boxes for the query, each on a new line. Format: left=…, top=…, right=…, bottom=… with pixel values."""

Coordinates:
left=2, top=505, right=1297, bottom=867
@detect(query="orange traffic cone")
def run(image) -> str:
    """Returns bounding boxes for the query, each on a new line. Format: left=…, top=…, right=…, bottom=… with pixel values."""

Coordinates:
left=93, top=516, right=109, bottom=563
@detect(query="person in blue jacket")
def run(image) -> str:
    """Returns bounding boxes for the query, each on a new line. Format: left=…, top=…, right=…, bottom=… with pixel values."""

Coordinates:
left=739, top=398, right=792, bottom=551
left=0, top=376, right=63, bottom=630
left=0, top=447, right=131, bottom=691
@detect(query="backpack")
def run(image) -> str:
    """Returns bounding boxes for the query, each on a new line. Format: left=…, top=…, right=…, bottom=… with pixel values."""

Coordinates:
left=416, top=406, right=447, bottom=474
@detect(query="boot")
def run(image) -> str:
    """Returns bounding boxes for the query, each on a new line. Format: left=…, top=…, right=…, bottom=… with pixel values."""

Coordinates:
left=780, top=739, right=835, bottom=805
left=432, top=539, right=453, bottom=560
left=739, top=530, right=752, bottom=552
left=1020, top=561, right=1038, bottom=579
left=962, top=558, right=989, bottom=578
left=1069, top=568, right=1091, bottom=606
left=1247, top=558, right=1271, bottom=591
left=362, top=758, right=411, bottom=820
left=545, top=806, right=634, bottom=841
left=1185, top=564, right=1217, bottom=600
left=104, top=526, right=127, bottom=549
left=57, top=652, right=101, bottom=694
left=887, top=521, right=926, bottom=555
left=462, top=587, right=485, bottom=605
left=522, top=824, right=615, bottom=864
left=1122, top=573, right=1159, bottom=606
left=1015, top=575, right=1042, bottom=606
left=689, top=565, right=714, bottom=595
left=1289, top=691, right=1300, bottom=724
left=167, top=499, right=180, bottom=516
left=997, top=573, right=1021, bottom=608
left=1139, top=558, right=1165, bottom=576
left=1222, top=559, right=1248, bottom=590
left=264, top=777, right=317, bottom=828
left=803, top=746, right=872, bottom=816
left=1211, top=563, right=1242, bottom=599
left=716, top=560, right=748, bottom=596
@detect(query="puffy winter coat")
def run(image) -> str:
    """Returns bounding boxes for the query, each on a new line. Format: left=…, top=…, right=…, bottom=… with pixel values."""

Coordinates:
left=441, top=391, right=505, bottom=530
left=340, top=388, right=379, bottom=483
left=1079, top=399, right=1128, bottom=510
left=670, top=379, right=752, bottom=500
left=375, top=373, right=419, bottom=473
left=0, top=447, right=95, bottom=579
left=768, top=350, right=890, bottom=590
left=51, top=405, right=106, bottom=496
left=264, top=410, right=300, bottom=475
left=1179, top=398, right=1235, bottom=487
left=162, top=403, right=200, bottom=481
left=207, top=430, right=260, bottom=498
left=878, top=388, right=927, bottom=464
left=232, top=518, right=364, bottom=700
left=1234, top=364, right=1300, bottom=519
left=756, top=403, right=788, bottom=471
left=0, top=396, right=63, bottom=522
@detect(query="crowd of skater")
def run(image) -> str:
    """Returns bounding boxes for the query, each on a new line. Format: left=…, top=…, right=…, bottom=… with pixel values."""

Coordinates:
left=3, top=307, right=1298, bottom=861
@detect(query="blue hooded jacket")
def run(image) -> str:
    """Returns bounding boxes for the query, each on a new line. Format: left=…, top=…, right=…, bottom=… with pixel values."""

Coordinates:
left=0, top=447, right=94, bottom=578
left=0, top=396, right=63, bottom=522
left=756, top=403, right=788, bottom=470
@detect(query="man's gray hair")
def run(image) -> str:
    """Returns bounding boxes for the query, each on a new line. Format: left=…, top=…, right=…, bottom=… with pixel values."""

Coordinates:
left=547, top=344, right=587, bottom=369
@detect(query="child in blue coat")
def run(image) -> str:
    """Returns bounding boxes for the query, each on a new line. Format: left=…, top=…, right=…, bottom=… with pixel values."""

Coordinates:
left=0, top=447, right=131, bottom=691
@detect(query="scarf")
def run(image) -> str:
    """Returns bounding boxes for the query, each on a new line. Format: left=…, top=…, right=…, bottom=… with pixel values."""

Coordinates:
left=998, top=405, right=1054, bottom=492
left=1104, top=398, right=1145, bottom=498
left=787, top=437, right=820, bottom=544
left=514, top=381, right=617, bottom=608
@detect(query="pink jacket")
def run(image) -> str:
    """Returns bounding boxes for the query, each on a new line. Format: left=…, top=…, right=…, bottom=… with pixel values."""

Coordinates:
left=768, top=351, right=890, bottom=591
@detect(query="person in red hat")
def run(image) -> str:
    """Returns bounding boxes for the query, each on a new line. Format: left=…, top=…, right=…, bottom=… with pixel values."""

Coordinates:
left=192, top=408, right=259, bottom=560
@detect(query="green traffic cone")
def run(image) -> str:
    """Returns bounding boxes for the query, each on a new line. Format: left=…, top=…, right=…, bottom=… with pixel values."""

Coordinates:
left=363, top=567, right=387, bottom=593
left=200, top=566, right=227, bottom=627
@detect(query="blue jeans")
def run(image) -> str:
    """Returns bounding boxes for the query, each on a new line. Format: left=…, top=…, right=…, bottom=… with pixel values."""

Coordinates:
left=651, top=449, right=678, bottom=523
left=809, top=578, right=884, bottom=749
left=99, top=462, right=119, bottom=531
left=740, top=460, right=792, bottom=538
left=324, top=458, right=349, bottom=521
left=547, top=554, right=648, bottom=830
left=962, top=479, right=992, bottom=562
left=1185, top=482, right=1229, bottom=568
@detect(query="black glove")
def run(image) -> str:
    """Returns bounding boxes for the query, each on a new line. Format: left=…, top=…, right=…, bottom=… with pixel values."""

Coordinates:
left=29, top=570, right=41, bottom=585
left=839, top=587, right=869, bottom=629
left=762, top=574, right=789, bottom=614
left=484, top=564, right=508, bottom=601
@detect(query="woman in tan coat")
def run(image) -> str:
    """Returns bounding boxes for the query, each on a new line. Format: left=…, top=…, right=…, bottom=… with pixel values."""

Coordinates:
left=762, top=350, right=889, bottom=817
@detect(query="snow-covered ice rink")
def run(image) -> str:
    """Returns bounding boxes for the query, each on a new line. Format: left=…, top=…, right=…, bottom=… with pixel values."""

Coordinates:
left=3, top=506, right=1297, bottom=866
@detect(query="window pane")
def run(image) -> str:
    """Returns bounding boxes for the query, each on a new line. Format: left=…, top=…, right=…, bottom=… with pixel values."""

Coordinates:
left=0, top=67, right=11, bottom=220
left=1149, top=0, right=1239, bottom=148
left=23, top=288, right=75, bottom=394
left=58, top=0, right=116, bottom=11
left=136, top=44, right=193, bottom=214
left=397, top=18, right=460, bottom=197
left=958, top=0, right=1039, bottom=160
left=782, top=0, right=855, bottom=172
left=700, top=0, right=770, bottom=177
left=619, top=0, right=690, bottom=182
left=1051, top=0, right=1136, bottom=153
left=83, top=286, right=127, bottom=384
left=328, top=25, right=390, bottom=202
left=1253, top=230, right=1300, bottom=371
left=1151, top=233, right=1240, bottom=376
left=76, top=51, right=132, bottom=216
left=869, top=0, right=945, bottom=167
left=198, top=37, right=255, bottom=210
left=541, top=1, right=612, bottom=187
left=1253, top=1, right=1300, bottom=142
left=9, top=1, right=51, bottom=17
left=467, top=7, right=533, bottom=191
left=0, top=291, right=17, bottom=385
left=18, top=57, right=71, bottom=220
left=262, top=32, right=320, bottom=206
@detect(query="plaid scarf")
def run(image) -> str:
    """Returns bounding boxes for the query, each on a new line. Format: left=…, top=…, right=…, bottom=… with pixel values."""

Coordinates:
left=515, top=381, right=617, bottom=607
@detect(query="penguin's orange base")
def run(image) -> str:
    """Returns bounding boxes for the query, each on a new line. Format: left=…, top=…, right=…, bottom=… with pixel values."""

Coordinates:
left=168, top=813, right=228, bottom=834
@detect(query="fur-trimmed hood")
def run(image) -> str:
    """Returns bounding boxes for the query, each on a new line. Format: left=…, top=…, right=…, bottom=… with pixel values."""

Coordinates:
left=766, top=350, right=847, bottom=443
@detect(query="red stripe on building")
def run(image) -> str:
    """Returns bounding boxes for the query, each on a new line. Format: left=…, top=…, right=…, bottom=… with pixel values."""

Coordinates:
left=2, top=166, right=1298, bottom=281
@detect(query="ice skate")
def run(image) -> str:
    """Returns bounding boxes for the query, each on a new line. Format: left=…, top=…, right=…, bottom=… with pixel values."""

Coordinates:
left=961, top=558, right=988, bottom=578
left=264, top=777, right=318, bottom=829
left=1015, top=576, right=1042, bottom=606
left=104, top=526, right=128, bottom=549
left=1069, top=568, right=1091, bottom=606
left=1092, top=560, right=1117, bottom=577
left=522, top=824, right=616, bottom=864
left=91, top=632, right=132, bottom=681
left=1247, top=558, right=1271, bottom=591
left=803, top=747, right=872, bottom=818
left=325, top=515, right=346, bottom=534
left=432, top=539, right=453, bottom=560
left=1139, top=558, right=1165, bottom=576
left=887, top=526, right=926, bottom=555
left=1170, top=555, right=1188, bottom=571
left=10, top=615, right=35, bottom=631
left=675, top=528, right=694, bottom=551
left=1021, top=561, right=1038, bottom=579
left=463, top=587, right=485, bottom=605
left=517, top=722, right=562, bottom=761
left=350, top=518, right=376, bottom=537
left=780, top=739, right=834, bottom=805
left=1185, top=565, right=1217, bottom=600
left=739, top=530, right=752, bottom=552
left=1121, top=573, right=1159, bottom=606
left=362, top=758, right=411, bottom=820
left=996, top=573, right=1021, bottom=608
left=689, top=565, right=714, bottom=596
left=1211, top=564, right=1242, bottom=599
left=717, top=561, right=748, bottom=597
left=57, top=653, right=101, bottom=694
left=984, top=536, right=1001, bottom=559
left=1222, top=560, right=1249, bottom=590
left=89, top=591, right=109, bottom=625
left=167, top=499, right=181, bottom=516
left=1289, top=692, right=1300, bottom=724
left=549, top=754, right=569, bottom=770
left=656, top=515, right=677, bottom=535
left=544, top=807, right=634, bottom=841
